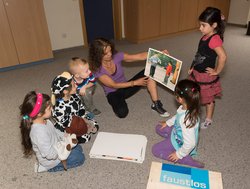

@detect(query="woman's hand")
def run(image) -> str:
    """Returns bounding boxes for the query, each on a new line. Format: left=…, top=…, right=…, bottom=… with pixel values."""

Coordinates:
left=161, top=49, right=169, bottom=55
left=168, top=151, right=179, bottom=162
left=134, top=77, right=148, bottom=86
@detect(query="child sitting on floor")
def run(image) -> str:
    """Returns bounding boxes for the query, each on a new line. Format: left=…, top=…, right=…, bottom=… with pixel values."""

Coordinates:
left=152, top=79, right=204, bottom=168
left=19, top=91, right=85, bottom=172
left=69, top=57, right=101, bottom=116
left=51, top=71, right=99, bottom=144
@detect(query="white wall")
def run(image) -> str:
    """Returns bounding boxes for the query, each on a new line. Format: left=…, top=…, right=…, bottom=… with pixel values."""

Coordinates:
left=43, top=0, right=84, bottom=50
left=228, top=0, right=250, bottom=25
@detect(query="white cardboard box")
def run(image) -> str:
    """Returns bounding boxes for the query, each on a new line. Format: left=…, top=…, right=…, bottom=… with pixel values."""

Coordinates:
left=89, top=132, right=147, bottom=163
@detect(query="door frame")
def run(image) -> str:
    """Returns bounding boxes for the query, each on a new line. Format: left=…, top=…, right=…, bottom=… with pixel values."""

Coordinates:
left=79, top=0, right=122, bottom=47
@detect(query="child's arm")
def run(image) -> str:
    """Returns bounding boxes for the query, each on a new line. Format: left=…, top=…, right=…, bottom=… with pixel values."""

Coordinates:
left=165, top=115, right=176, bottom=126
left=79, top=82, right=94, bottom=95
left=206, top=46, right=227, bottom=76
left=54, top=126, right=65, bottom=140
left=159, top=115, right=176, bottom=129
left=78, top=73, right=96, bottom=95
left=188, top=68, right=193, bottom=75
left=33, top=126, right=58, bottom=160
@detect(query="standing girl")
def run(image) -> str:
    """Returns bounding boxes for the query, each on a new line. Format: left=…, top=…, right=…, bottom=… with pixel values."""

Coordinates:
left=20, top=91, right=85, bottom=172
left=152, top=79, right=204, bottom=168
left=189, top=7, right=227, bottom=128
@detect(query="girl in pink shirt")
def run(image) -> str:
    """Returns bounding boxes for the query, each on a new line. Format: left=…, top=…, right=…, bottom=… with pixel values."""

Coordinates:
left=189, top=7, right=227, bottom=129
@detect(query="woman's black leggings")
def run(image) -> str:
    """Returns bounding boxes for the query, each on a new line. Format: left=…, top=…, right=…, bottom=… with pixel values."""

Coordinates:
left=106, top=69, right=145, bottom=118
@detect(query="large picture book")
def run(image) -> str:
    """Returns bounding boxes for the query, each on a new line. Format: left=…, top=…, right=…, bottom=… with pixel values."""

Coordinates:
left=147, top=162, right=223, bottom=189
left=89, top=132, right=147, bottom=163
left=144, top=48, right=182, bottom=91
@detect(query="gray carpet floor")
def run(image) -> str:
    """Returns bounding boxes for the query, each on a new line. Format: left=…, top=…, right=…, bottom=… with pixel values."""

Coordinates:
left=0, top=25, right=249, bottom=189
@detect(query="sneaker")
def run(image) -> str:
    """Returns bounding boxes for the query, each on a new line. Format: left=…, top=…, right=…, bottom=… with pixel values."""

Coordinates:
left=200, top=118, right=212, bottom=129
left=151, top=100, right=170, bottom=117
left=92, top=109, right=101, bottom=116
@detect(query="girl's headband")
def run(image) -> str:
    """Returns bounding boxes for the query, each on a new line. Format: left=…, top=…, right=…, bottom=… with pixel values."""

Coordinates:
left=29, top=93, right=43, bottom=118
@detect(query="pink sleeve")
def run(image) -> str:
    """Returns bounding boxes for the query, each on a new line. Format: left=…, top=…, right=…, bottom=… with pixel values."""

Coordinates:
left=209, top=34, right=223, bottom=49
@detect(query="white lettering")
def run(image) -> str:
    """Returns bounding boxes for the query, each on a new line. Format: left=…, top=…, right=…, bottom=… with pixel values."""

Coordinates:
left=173, top=178, right=179, bottom=184
left=163, top=175, right=168, bottom=182
left=194, top=182, right=200, bottom=187
left=186, top=179, right=191, bottom=186
left=167, top=177, right=172, bottom=183
left=200, top=183, right=207, bottom=188
left=179, top=179, right=185, bottom=185
left=161, top=175, right=207, bottom=189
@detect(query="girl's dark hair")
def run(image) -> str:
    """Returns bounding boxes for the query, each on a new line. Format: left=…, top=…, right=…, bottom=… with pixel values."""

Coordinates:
left=88, top=37, right=116, bottom=72
left=175, top=79, right=201, bottom=128
left=19, top=91, right=50, bottom=157
left=199, top=7, right=226, bottom=40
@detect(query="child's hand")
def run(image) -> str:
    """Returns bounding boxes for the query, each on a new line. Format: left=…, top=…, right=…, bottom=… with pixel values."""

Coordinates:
left=206, top=67, right=218, bottom=76
left=188, top=68, right=193, bottom=75
left=168, top=151, right=179, bottom=162
left=159, top=121, right=167, bottom=129
left=79, top=87, right=86, bottom=95
left=64, top=132, right=69, bottom=137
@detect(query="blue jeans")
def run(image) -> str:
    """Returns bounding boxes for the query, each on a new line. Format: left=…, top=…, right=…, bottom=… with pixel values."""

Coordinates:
left=48, top=145, right=85, bottom=172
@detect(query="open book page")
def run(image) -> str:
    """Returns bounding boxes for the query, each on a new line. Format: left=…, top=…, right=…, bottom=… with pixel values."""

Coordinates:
left=145, top=48, right=182, bottom=91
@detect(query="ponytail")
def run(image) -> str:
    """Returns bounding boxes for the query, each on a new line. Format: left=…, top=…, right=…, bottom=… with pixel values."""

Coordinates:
left=20, top=118, right=33, bottom=156
left=217, top=19, right=226, bottom=41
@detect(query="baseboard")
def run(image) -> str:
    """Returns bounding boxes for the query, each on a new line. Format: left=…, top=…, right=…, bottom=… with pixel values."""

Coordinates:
left=52, top=45, right=84, bottom=53
left=0, top=58, right=54, bottom=72
left=227, top=23, right=247, bottom=28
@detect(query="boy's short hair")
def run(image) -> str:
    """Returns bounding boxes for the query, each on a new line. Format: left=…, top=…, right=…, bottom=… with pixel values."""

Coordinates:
left=69, top=57, right=88, bottom=74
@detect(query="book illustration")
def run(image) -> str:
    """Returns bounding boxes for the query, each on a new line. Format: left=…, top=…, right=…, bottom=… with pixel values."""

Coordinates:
left=145, top=48, right=182, bottom=91
left=89, top=132, right=147, bottom=163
